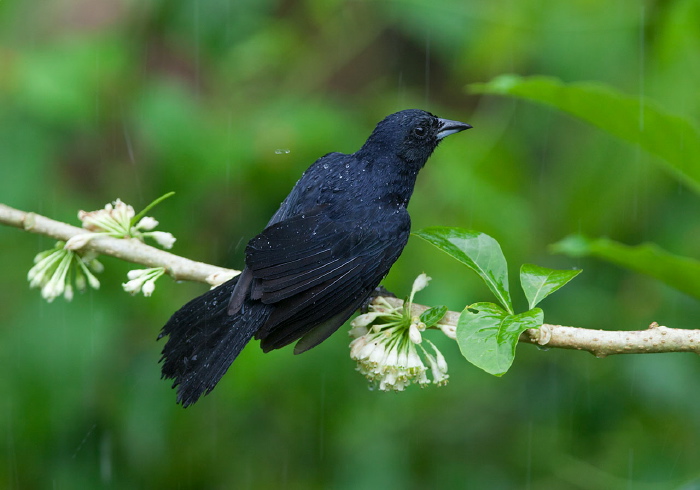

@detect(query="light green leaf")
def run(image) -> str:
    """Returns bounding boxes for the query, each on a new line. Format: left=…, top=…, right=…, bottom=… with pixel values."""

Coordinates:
left=551, top=235, right=700, bottom=300
left=415, top=227, right=513, bottom=313
left=470, top=75, right=700, bottom=194
left=419, top=305, right=448, bottom=329
left=457, top=302, right=543, bottom=376
left=520, top=264, right=582, bottom=309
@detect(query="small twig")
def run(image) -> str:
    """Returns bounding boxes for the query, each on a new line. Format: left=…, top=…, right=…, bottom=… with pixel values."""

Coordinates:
left=0, top=203, right=238, bottom=285
left=3, top=202, right=700, bottom=356
left=377, top=296, right=700, bottom=357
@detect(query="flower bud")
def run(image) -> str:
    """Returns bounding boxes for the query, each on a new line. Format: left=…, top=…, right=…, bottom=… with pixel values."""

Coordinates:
left=149, top=231, right=176, bottom=249
left=65, top=233, right=94, bottom=250
left=408, top=324, right=423, bottom=344
left=439, top=324, right=457, bottom=340
left=136, top=216, right=159, bottom=231
left=411, top=273, right=431, bottom=293
left=142, top=280, right=156, bottom=296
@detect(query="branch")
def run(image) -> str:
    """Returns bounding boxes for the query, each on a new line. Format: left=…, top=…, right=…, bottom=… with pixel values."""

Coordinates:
left=3, top=203, right=700, bottom=356
left=0, top=203, right=237, bottom=285
left=378, top=296, right=700, bottom=357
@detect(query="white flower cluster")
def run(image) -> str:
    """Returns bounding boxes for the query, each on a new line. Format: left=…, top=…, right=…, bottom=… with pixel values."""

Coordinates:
left=123, top=267, right=166, bottom=297
left=27, top=196, right=176, bottom=302
left=348, top=274, right=449, bottom=391
left=65, top=198, right=176, bottom=251
left=27, top=242, right=103, bottom=302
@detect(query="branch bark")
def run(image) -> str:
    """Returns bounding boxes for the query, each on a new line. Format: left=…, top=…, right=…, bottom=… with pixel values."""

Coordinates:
left=0, top=203, right=237, bottom=285
left=378, top=296, right=700, bottom=357
left=2, top=202, right=699, bottom=356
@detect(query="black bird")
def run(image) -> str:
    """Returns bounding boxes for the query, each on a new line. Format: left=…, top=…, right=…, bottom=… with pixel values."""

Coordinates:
left=159, top=109, right=471, bottom=406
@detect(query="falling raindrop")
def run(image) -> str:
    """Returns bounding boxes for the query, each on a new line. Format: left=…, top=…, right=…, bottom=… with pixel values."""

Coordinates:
left=424, top=30, right=431, bottom=107
left=100, top=431, right=112, bottom=483
left=638, top=5, right=645, bottom=132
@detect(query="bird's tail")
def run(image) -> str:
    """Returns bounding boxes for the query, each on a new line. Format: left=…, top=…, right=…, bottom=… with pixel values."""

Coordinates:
left=158, top=276, right=269, bottom=407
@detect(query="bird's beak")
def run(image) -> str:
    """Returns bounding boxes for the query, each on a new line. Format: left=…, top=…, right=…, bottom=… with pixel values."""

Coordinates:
left=436, top=118, right=473, bottom=140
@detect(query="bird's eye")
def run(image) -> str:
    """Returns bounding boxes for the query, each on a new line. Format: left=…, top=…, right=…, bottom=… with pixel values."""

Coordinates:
left=413, top=126, right=426, bottom=137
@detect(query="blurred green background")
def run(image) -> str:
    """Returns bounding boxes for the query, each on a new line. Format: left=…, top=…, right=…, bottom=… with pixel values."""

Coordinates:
left=2, top=0, right=700, bottom=488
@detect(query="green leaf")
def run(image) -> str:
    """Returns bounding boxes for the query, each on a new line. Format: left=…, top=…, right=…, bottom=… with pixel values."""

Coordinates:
left=415, top=227, right=513, bottom=313
left=470, top=75, right=700, bottom=194
left=520, top=264, right=582, bottom=309
left=552, top=235, right=700, bottom=300
left=456, top=303, right=543, bottom=376
left=419, top=305, right=448, bottom=329
left=131, top=191, right=176, bottom=227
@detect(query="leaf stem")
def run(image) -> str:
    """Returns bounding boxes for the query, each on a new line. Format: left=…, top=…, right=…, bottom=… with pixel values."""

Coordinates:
left=131, top=192, right=176, bottom=227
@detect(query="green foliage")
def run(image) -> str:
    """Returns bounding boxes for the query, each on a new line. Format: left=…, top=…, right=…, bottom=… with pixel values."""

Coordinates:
left=416, top=227, right=579, bottom=376
left=520, top=263, right=582, bottom=310
left=470, top=74, right=700, bottom=193
left=553, top=235, right=700, bottom=300
left=472, top=74, right=700, bottom=302
left=3, top=0, right=700, bottom=487
left=419, top=305, right=448, bottom=328
left=457, top=303, right=543, bottom=376
left=414, top=227, right=513, bottom=314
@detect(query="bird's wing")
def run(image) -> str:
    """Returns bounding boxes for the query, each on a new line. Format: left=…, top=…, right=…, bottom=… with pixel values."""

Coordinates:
left=242, top=205, right=409, bottom=352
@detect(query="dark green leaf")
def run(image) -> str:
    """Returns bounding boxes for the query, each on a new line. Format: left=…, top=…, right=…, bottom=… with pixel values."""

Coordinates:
left=520, top=263, right=582, bottom=309
left=419, top=305, right=448, bottom=329
left=456, top=303, right=544, bottom=376
left=552, top=235, right=700, bottom=300
left=470, top=75, right=700, bottom=194
left=415, top=227, right=513, bottom=313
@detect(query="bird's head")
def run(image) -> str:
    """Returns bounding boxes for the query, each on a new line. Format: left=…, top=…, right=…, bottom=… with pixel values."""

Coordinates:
left=358, top=109, right=472, bottom=168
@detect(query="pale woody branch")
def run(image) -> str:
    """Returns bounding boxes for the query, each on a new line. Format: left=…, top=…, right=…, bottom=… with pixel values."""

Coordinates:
left=380, top=297, right=700, bottom=357
left=0, top=203, right=238, bottom=286
left=2, top=202, right=699, bottom=356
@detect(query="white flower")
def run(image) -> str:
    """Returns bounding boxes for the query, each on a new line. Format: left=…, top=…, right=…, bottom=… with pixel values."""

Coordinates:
left=27, top=242, right=102, bottom=302
left=421, top=340, right=449, bottom=386
left=349, top=335, right=368, bottom=359
left=79, top=199, right=134, bottom=235
left=348, top=325, right=369, bottom=339
left=127, top=269, right=147, bottom=280
left=439, top=324, right=457, bottom=340
left=74, top=269, right=86, bottom=291
left=205, top=270, right=240, bottom=288
left=350, top=331, right=428, bottom=392
left=122, top=267, right=165, bottom=296
left=348, top=273, right=449, bottom=391
left=408, top=273, right=431, bottom=305
left=135, top=216, right=159, bottom=231
left=142, top=280, right=156, bottom=296
left=64, top=233, right=94, bottom=250
left=71, top=197, right=177, bottom=250
left=28, top=194, right=176, bottom=302
left=408, top=323, right=423, bottom=344
left=123, top=278, right=143, bottom=294
left=63, top=283, right=74, bottom=301
left=351, top=312, right=381, bottom=328
left=145, top=231, right=176, bottom=249
left=412, top=273, right=431, bottom=294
